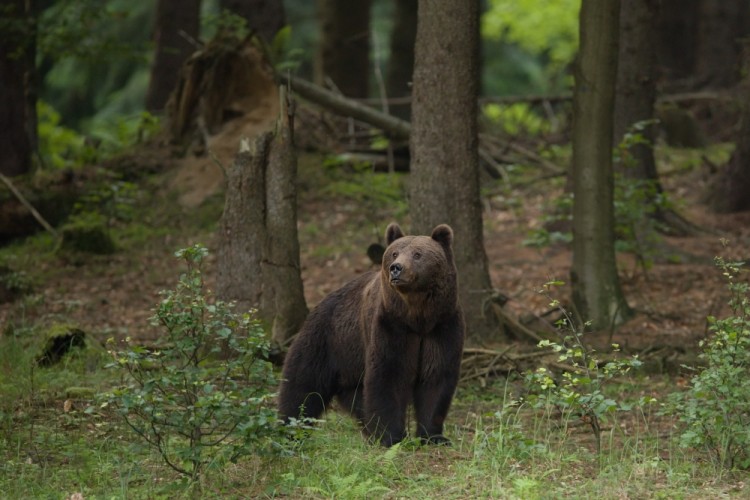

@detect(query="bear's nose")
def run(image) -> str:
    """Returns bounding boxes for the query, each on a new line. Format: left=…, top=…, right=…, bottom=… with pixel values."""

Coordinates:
left=389, top=262, right=403, bottom=279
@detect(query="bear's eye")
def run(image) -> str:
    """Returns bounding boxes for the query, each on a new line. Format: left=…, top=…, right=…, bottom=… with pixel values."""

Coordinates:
left=392, top=252, right=398, bottom=258
left=413, top=252, right=421, bottom=260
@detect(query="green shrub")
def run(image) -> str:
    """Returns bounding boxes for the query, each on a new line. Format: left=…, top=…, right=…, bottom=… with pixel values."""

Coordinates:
left=667, top=255, right=750, bottom=470
left=524, top=281, right=646, bottom=456
left=101, top=244, right=283, bottom=483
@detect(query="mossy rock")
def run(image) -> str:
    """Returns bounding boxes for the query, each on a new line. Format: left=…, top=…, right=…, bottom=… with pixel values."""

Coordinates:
left=57, top=213, right=116, bottom=255
left=64, top=386, right=97, bottom=399
left=37, top=324, right=87, bottom=367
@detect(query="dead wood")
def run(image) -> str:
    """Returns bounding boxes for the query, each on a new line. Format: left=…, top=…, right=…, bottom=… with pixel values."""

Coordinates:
left=279, top=74, right=412, bottom=139
left=0, top=172, right=58, bottom=239
left=279, top=75, right=566, bottom=176
left=216, top=86, right=308, bottom=350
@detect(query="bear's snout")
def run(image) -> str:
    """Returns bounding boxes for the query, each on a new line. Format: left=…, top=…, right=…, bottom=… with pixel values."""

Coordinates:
left=389, top=262, right=403, bottom=280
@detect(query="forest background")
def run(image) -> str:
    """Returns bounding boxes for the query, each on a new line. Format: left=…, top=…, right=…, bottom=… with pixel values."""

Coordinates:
left=2, top=0, right=750, bottom=498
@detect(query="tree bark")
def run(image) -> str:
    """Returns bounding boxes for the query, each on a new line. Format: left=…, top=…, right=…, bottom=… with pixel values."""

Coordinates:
left=0, top=0, right=34, bottom=177
left=217, top=88, right=308, bottom=346
left=145, top=0, right=201, bottom=113
left=314, top=0, right=372, bottom=98
left=385, top=0, right=417, bottom=121
left=261, top=88, right=309, bottom=346
left=410, top=0, right=500, bottom=341
left=614, top=0, right=658, bottom=183
left=220, top=0, right=286, bottom=44
left=694, top=0, right=747, bottom=89
left=705, top=43, right=750, bottom=213
left=571, top=0, right=632, bottom=330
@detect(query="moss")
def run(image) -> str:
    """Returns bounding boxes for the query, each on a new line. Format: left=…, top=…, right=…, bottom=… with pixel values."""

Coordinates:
left=57, top=213, right=116, bottom=255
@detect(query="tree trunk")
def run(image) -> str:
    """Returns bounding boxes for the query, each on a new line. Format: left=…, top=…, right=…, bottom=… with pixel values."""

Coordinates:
left=314, top=0, right=371, bottom=98
left=410, top=0, right=500, bottom=341
left=217, top=88, right=308, bottom=346
left=220, top=0, right=286, bottom=44
left=145, top=0, right=201, bottom=113
left=385, top=0, right=417, bottom=121
left=705, top=43, right=750, bottom=213
left=614, top=0, right=658, bottom=183
left=694, top=0, right=747, bottom=88
left=571, top=0, right=632, bottom=330
left=0, top=0, right=34, bottom=176
left=261, top=88, right=309, bottom=346
left=654, top=0, right=698, bottom=83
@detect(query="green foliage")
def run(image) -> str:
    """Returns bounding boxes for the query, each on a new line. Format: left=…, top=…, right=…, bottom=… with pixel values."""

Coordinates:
left=482, top=102, right=551, bottom=137
left=524, top=122, right=674, bottom=275
left=482, top=0, right=580, bottom=89
left=524, top=281, right=647, bottom=455
left=522, top=192, right=573, bottom=248
left=38, top=0, right=148, bottom=61
left=37, top=101, right=97, bottom=169
left=667, top=255, right=750, bottom=470
left=612, top=121, right=673, bottom=272
left=101, top=245, right=284, bottom=483
left=323, top=160, right=408, bottom=222
left=38, top=99, right=160, bottom=169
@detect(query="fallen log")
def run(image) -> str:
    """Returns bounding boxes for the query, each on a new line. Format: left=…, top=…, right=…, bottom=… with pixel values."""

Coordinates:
left=279, top=74, right=412, bottom=139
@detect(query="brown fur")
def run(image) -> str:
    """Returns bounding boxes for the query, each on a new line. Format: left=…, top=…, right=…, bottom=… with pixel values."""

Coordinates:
left=278, top=223, right=465, bottom=446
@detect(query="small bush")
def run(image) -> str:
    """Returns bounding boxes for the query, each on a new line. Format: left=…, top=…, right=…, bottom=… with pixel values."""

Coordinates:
left=668, top=255, right=750, bottom=469
left=524, top=281, right=646, bottom=456
left=101, top=244, right=283, bottom=483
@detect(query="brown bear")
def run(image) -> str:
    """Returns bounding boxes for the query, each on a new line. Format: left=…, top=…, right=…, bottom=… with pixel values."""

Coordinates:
left=278, top=223, right=465, bottom=446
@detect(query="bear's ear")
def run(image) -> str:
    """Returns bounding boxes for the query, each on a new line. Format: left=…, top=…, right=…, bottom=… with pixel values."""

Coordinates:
left=431, top=224, right=453, bottom=248
left=385, top=223, right=405, bottom=245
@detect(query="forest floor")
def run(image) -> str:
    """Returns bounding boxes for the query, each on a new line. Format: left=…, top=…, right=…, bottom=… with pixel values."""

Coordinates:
left=2, top=125, right=746, bottom=364
left=3, top=104, right=750, bottom=498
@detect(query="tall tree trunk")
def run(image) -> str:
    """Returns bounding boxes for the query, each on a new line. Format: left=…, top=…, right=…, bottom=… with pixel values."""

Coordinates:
left=314, top=0, right=371, bottom=98
left=385, top=0, right=417, bottom=121
left=145, top=0, right=201, bottom=113
left=0, top=0, right=34, bottom=176
left=571, top=0, right=632, bottom=330
left=410, top=0, right=499, bottom=340
left=705, top=43, right=750, bottom=213
left=694, top=0, right=747, bottom=88
left=614, top=0, right=658, bottom=183
left=654, top=0, right=698, bottom=84
left=220, top=0, right=286, bottom=44
left=217, top=88, right=308, bottom=346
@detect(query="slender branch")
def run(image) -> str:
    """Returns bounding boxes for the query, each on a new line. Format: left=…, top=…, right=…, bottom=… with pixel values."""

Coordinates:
left=0, top=172, right=58, bottom=238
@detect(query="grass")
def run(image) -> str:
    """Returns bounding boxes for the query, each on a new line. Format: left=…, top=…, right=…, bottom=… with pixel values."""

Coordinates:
left=0, top=337, right=745, bottom=500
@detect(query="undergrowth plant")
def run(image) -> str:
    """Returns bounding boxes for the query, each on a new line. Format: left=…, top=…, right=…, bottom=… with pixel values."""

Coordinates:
left=668, top=253, right=750, bottom=470
left=524, top=121, right=674, bottom=276
left=524, top=280, right=647, bottom=457
left=101, top=244, right=283, bottom=484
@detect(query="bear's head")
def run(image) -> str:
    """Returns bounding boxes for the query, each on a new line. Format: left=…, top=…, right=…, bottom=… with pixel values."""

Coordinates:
left=381, top=223, right=456, bottom=294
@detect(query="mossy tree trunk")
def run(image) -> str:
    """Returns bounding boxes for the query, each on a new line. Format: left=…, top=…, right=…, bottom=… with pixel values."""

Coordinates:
left=571, top=0, right=633, bottom=331
left=410, top=0, right=500, bottom=341
left=217, top=88, right=308, bottom=347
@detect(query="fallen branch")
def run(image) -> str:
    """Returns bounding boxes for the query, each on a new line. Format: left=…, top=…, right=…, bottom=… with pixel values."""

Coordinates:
left=279, top=75, right=566, bottom=177
left=0, top=172, right=58, bottom=239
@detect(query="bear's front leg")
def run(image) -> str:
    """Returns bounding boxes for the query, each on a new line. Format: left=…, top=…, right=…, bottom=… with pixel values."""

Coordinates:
left=414, top=320, right=463, bottom=445
left=362, top=333, right=417, bottom=446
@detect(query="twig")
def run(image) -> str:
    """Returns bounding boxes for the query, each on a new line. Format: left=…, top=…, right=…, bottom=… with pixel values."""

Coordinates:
left=0, top=172, right=58, bottom=238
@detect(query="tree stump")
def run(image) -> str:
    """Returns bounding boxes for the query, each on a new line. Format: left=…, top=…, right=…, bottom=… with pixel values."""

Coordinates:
left=217, top=87, right=308, bottom=348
